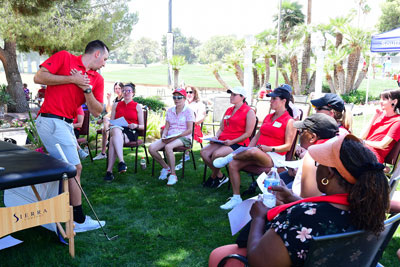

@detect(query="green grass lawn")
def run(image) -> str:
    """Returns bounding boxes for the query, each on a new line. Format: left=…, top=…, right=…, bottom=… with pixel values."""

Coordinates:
left=1, top=142, right=400, bottom=266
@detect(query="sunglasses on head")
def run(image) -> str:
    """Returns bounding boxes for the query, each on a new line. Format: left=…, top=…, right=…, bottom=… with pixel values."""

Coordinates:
left=186, top=91, right=193, bottom=94
left=173, top=95, right=184, bottom=100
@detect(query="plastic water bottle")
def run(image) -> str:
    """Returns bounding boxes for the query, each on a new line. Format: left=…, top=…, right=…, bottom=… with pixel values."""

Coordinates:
left=140, top=157, right=147, bottom=170
left=263, top=167, right=280, bottom=208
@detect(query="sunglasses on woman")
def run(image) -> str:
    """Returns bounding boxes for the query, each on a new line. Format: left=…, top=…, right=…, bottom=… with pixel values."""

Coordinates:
left=186, top=91, right=193, bottom=94
left=173, top=95, right=184, bottom=100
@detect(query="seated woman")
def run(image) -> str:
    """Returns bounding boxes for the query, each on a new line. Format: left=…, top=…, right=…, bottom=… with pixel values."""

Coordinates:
left=311, top=93, right=352, bottom=134
left=149, top=88, right=195, bottom=186
left=94, top=82, right=124, bottom=160
left=175, top=85, right=206, bottom=170
left=104, top=83, right=144, bottom=182
left=360, top=89, right=400, bottom=164
left=209, top=134, right=390, bottom=267
left=200, top=86, right=256, bottom=189
left=213, top=85, right=296, bottom=210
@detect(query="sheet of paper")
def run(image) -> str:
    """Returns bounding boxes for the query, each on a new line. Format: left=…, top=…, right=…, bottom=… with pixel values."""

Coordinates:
left=232, top=146, right=252, bottom=155
left=0, top=235, right=23, bottom=250
left=228, top=196, right=260, bottom=236
left=202, top=137, right=225, bottom=144
left=109, top=117, right=128, bottom=127
left=162, top=133, right=181, bottom=140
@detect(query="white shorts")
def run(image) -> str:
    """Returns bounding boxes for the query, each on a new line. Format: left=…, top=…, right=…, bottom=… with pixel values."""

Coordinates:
left=36, top=115, right=80, bottom=166
left=266, top=152, right=286, bottom=168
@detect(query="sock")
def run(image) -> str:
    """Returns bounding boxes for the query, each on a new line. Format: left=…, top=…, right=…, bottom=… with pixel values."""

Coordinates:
left=73, top=205, right=85, bottom=223
left=232, top=194, right=241, bottom=200
left=225, top=153, right=234, bottom=163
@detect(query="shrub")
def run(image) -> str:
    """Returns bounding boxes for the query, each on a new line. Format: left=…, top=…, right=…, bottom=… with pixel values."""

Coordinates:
left=146, top=110, right=165, bottom=141
left=341, top=90, right=380, bottom=105
left=134, top=96, right=165, bottom=112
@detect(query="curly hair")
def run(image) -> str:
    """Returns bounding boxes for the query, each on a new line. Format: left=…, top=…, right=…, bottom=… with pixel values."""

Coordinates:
left=338, top=138, right=389, bottom=234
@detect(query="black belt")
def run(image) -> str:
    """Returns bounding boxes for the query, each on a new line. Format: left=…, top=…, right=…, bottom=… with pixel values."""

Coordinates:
left=41, top=113, right=73, bottom=124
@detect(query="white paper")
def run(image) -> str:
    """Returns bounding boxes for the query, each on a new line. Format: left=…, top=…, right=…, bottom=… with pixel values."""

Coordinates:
left=228, top=196, right=259, bottom=236
left=203, top=137, right=225, bottom=144
left=0, top=235, right=23, bottom=250
left=162, top=133, right=181, bottom=140
left=109, top=117, right=128, bottom=127
left=232, top=146, right=253, bottom=155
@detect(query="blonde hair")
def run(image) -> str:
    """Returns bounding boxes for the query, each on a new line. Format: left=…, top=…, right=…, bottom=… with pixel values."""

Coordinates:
left=333, top=109, right=353, bottom=132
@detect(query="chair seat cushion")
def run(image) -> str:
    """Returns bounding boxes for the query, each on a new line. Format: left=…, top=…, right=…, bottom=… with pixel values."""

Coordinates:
left=124, top=139, right=144, bottom=147
left=77, top=137, right=87, bottom=143
left=96, top=129, right=102, bottom=134
left=173, top=146, right=190, bottom=152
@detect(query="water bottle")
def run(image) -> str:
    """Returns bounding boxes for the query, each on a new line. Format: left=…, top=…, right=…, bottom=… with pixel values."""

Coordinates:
left=140, top=157, right=147, bottom=170
left=263, top=167, right=280, bottom=208
left=84, top=146, right=89, bottom=154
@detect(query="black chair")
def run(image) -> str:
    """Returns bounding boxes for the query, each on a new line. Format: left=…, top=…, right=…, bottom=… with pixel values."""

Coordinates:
left=77, top=110, right=93, bottom=162
left=151, top=123, right=196, bottom=179
left=218, top=213, right=400, bottom=267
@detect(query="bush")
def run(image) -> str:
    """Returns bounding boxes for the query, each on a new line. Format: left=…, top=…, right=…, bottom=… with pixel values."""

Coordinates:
left=341, top=90, right=380, bottom=105
left=134, top=96, right=165, bottom=112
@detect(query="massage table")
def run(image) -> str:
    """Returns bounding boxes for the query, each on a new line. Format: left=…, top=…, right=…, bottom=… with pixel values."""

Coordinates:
left=0, top=141, right=77, bottom=257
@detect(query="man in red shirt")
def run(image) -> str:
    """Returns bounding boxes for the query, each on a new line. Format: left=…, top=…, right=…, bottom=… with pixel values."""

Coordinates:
left=34, top=40, right=108, bottom=232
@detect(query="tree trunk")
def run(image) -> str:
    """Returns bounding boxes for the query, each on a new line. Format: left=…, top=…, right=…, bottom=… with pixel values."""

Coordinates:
left=265, top=56, right=271, bottom=83
left=353, top=66, right=368, bottom=91
left=173, top=69, right=179, bottom=89
left=261, top=73, right=265, bottom=88
left=326, top=73, right=336, bottom=94
left=234, top=63, right=244, bottom=86
left=213, top=70, right=230, bottom=90
left=333, top=33, right=343, bottom=89
left=290, top=55, right=300, bottom=95
left=345, top=47, right=361, bottom=93
left=336, top=65, right=346, bottom=94
left=300, top=33, right=311, bottom=92
left=307, top=71, right=316, bottom=92
left=253, top=67, right=259, bottom=90
left=282, top=70, right=290, bottom=85
left=0, top=41, right=29, bottom=112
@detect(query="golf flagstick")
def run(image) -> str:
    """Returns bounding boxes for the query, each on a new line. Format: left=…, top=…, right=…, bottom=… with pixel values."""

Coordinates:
left=55, top=144, right=118, bottom=241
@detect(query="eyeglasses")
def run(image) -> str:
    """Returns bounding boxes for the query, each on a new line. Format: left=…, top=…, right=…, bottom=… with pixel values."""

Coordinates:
left=122, top=89, right=132, bottom=93
left=299, top=128, right=310, bottom=134
left=186, top=91, right=193, bottom=94
left=316, top=106, right=332, bottom=112
left=173, top=95, right=184, bottom=100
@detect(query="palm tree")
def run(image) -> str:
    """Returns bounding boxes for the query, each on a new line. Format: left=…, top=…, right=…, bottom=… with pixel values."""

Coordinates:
left=224, top=51, right=244, bottom=86
left=168, top=55, right=186, bottom=89
left=255, top=29, right=277, bottom=85
left=300, top=0, right=312, bottom=92
left=207, top=62, right=230, bottom=90
left=324, top=44, right=348, bottom=94
left=273, top=0, right=305, bottom=43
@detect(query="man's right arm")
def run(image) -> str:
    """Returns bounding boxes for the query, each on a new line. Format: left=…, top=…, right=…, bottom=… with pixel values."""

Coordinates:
left=34, top=67, right=90, bottom=88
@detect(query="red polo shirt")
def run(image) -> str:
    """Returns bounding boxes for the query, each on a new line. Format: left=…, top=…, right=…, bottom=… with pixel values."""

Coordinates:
left=115, top=101, right=139, bottom=124
left=38, top=50, right=104, bottom=119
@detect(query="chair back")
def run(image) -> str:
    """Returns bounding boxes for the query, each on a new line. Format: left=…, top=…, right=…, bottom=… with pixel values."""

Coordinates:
left=304, top=213, right=400, bottom=267
left=293, top=94, right=309, bottom=104
left=250, top=117, right=259, bottom=141
left=212, top=96, right=232, bottom=123
left=79, top=110, right=90, bottom=137
left=389, top=175, right=400, bottom=200
left=385, top=140, right=400, bottom=172
left=138, top=108, right=148, bottom=143
left=255, top=98, right=272, bottom=123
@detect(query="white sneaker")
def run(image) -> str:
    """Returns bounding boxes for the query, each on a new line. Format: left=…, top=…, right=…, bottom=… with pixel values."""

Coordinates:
left=167, top=174, right=178, bottom=186
left=182, top=154, right=190, bottom=162
left=78, top=149, right=89, bottom=159
left=159, top=168, right=171, bottom=180
left=213, top=154, right=233, bottom=168
left=93, top=152, right=107, bottom=160
left=74, top=215, right=106, bottom=233
left=175, top=162, right=183, bottom=171
left=220, top=197, right=242, bottom=210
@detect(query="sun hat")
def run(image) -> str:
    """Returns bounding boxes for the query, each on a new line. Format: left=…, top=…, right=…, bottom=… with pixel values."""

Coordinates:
left=293, top=113, right=338, bottom=139
left=173, top=88, right=187, bottom=98
left=308, top=134, right=360, bottom=184
left=227, top=86, right=247, bottom=98
left=311, top=93, right=345, bottom=112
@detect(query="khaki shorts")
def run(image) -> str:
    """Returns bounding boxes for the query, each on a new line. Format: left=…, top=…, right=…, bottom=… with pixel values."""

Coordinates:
left=178, top=137, right=191, bottom=147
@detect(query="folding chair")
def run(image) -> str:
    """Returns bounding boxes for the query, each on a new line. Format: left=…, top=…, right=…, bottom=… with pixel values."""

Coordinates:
left=151, top=123, right=196, bottom=179
left=218, top=213, right=400, bottom=267
left=95, top=121, right=103, bottom=155
left=76, top=110, right=93, bottom=162
left=384, top=139, right=400, bottom=178
left=203, top=96, right=231, bottom=136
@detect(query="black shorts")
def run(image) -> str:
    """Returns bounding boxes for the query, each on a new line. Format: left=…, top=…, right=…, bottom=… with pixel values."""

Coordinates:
left=122, top=127, right=139, bottom=142
left=74, top=129, right=80, bottom=139
left=230, top=144, right=242, bottom=151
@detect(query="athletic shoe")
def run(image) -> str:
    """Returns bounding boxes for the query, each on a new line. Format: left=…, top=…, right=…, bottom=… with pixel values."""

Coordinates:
left=167, top=174, right=178, bottom=186
left=182, top=154, right=190, bottom=162
left=203, top=177, right=214, bottom=187
left=93, top=152, right=107, bottom=160
left=175, top=162, right=183, bottom=171
left=118, top=161, right=127, bottom=173
left=104, top=172, right=114, bottom=182
left=74, top=215, right=106, bottom=233
left=211, top=175, right=229, bottom=188
left=213, top=154, right=234, bottom=168
left=78, top=149, right=89, bottom=159
left=220, top=197, right=242, bottom=210
left=159, top=168, right=171, bottom=180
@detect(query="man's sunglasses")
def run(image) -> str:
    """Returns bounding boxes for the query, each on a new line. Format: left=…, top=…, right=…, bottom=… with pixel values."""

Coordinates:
left=173, top=95, right=184, bottom=100
left=315, top=106, right=332, bottom=111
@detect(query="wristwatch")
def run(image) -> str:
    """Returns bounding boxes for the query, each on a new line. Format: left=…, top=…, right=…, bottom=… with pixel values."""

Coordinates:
left=271, top=147, right=275, bottom=152
left=84, top=85, right=93, bottom=94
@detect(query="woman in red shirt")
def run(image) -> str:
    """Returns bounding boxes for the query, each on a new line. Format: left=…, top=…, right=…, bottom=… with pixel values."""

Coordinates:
left=360, top=89, right=400, bottom=164
left=214, top=85, right=296, bottom=210
left=200, top=86, right=256, bottom=189
left=105, top=83, right=144, bottom=181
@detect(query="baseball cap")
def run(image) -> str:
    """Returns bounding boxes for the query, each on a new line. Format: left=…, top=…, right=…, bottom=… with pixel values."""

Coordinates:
left=227, top=86, right=247, bottom=98
left=308, top=134, right=360, bottom=184
left=267, top=84, right=292, bottom=99
left=173, top=88, right=187, bottom=98
left=311, top=93, right=345, bottom=112
left=293, top=113, right=338, bottom=139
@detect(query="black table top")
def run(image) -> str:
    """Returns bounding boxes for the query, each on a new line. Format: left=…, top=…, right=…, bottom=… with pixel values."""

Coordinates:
left=0, top=141, right=76, bottom=190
